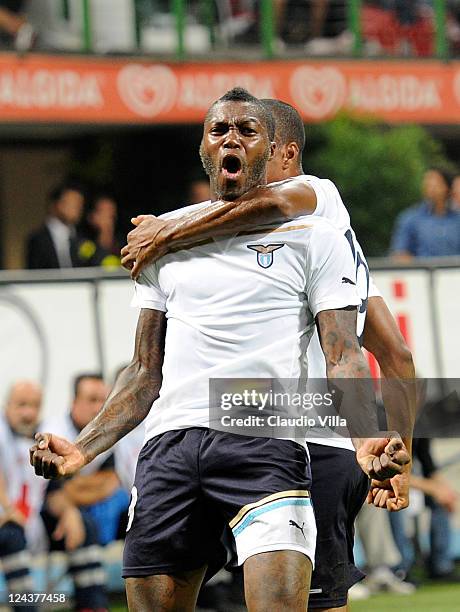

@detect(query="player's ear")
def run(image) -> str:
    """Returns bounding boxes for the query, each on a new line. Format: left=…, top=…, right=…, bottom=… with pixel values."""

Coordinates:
left=268, top=141, right=276, bottom=161
left=285, top=142, right=299, bottom=166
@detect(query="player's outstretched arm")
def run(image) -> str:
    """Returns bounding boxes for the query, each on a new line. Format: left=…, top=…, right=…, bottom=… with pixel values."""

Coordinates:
left=362, top=295, right=416, bottom=511
left=121, top=178, right=316, bottom=278
left=363, top=295, right=416, bottom=453
left=316, top=307, right=410, bottom=482
left=30, top=308, right=166, bottom=479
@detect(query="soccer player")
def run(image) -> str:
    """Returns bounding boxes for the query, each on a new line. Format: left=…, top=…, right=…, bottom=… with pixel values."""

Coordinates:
left=261, top=100, right=414, bottom=609
left=121, top=98, right=416, bottom=610
left=122, top=98, right=414, bottom=478
left=31, top=89, right=408, bottom=612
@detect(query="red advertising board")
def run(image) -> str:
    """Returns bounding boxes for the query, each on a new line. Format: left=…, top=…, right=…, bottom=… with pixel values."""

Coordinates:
left=0, top=53, right=459, bottom=124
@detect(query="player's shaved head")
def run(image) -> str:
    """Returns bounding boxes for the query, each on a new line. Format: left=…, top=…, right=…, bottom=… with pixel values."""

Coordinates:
left=261, top=99, right=305, bottom=154
left=200, top=87, right=276, bottom=200
left=261, top=99, right=305, bottom=182
left=206, top=87, right=275, bottom=141
left=5, top=380, right=42, bottom=437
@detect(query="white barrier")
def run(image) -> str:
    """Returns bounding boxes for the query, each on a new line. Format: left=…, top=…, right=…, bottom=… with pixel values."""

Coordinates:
left=0, top=261, right=459, bottom=419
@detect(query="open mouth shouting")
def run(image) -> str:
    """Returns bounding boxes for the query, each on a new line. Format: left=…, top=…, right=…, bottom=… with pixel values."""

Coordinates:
left=221, top=154, right=243, bottom=180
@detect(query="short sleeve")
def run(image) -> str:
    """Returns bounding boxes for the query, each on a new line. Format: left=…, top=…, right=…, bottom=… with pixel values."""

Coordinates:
left=131, top=263, right=167, bottom=312
left=299, top=175, right=351, bottom=232
left=368, top=275, right=381, bottom=299
left=306, top=222, right=361, bottom=318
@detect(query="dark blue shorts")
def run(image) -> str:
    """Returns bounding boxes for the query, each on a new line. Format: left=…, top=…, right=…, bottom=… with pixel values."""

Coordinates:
left=123, top=428, right=314, bottom=578
left=308, top=443, right=369, bottom=610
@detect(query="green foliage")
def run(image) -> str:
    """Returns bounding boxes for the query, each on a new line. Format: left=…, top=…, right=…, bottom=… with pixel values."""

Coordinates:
left=351, top=583, right=460, bottom=612
left=305, top=114, right=453, bottom=256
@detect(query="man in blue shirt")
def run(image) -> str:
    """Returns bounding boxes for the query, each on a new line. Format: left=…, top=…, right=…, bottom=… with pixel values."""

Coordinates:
left=391, top=167, right=460, bottom=260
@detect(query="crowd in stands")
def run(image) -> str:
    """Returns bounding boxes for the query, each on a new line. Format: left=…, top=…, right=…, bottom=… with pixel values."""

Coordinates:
left=22, top=177, right=211, bottom=272
left=0, top=374, right=144, bottom=611
left=1, top=0, right=460, bottom=57
left=25, top=182, right=123, bottom=271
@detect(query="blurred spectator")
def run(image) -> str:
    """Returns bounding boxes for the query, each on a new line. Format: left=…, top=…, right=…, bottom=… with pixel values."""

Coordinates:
left=390, top=167, right=460, bottom=260
left=0, top=379, right=110, bottom=611
left=275, top=1, right=349, bottom=51
left=0, top=381, right=44, bottom=612
left=45, top=373, right=130, bottom=547
left=390, top=438, right=458, bottom=580
left=0, top=0, right=35, bottom=52
left=362, top=1, right=435, bottom=56
left=449, top=2, right=460, bottom=55
left=188, top=178, right=211, bottom=204
left=301, top=1, right=353, bottom=56
left=452, top=174, right=460, bottom=210
left=26, top=181, right=86, bottom=270
left=232, top=1, right=349, bottom=51
left=78, top=193, right=122, bottom=268
left=354, top=503, right=415, bottom=598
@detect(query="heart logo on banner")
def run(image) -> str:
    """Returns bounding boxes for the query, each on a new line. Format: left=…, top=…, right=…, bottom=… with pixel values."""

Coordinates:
left=117, top=65, right=178, bottom=118
left=289, top=66, right=347, bottom=119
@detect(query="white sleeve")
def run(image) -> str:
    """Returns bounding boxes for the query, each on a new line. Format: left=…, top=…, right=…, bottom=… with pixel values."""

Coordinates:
left=368, top=275, right=381, bottom=299
left=306, top=223, right=361, bottom=318
left=297, top=175, right=351, bottom=231
left=131, top=263, right=167, bottom=312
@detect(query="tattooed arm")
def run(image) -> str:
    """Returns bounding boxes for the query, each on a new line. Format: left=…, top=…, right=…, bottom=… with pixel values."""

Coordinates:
left=316, top=307, right=410, bottom=481
left=363, top=296, right=416, bottom=454
left=121, top=178, right=317, bottom=278
left=30, top=308, right=166, bottom=479
left=362, top=296, right=416, bottom=510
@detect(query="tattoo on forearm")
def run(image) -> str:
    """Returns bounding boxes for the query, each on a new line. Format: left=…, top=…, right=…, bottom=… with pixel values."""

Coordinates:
left=75, top=309, right=166, bottom=463
left=318, top=309, right=369, bottom=378
left=317, top=308, right=380, bottom=437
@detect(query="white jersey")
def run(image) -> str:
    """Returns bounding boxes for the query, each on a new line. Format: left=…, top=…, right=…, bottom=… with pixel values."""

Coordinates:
left=0, top=416, right=47, bottom=552
left=295, top=175, right=380, bottom=450
left=134, top=212, right=361, bottom=446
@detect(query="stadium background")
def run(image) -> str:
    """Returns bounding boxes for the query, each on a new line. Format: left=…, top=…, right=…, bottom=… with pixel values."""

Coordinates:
left=0, top=1, right=460, bottom=611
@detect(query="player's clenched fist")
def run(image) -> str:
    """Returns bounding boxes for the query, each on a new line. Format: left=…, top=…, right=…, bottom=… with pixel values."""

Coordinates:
left=121, top=214, right=171, bottom=279
left=29, top=432, right=85, bottom=479
left=356, top=434, right=411, bottom=481
left=367, top=470, right=410, bottom=512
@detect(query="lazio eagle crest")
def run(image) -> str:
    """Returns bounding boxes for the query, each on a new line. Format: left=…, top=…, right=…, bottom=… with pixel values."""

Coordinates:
left=247, top=243, right=285, bottom=268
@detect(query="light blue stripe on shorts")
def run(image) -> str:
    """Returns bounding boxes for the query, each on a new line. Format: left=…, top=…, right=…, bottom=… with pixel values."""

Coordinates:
left=232, top=498, right=312, bottom=538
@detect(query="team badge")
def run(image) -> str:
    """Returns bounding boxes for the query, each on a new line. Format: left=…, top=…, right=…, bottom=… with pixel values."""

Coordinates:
left=247, top=243, right=285, bottom=268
